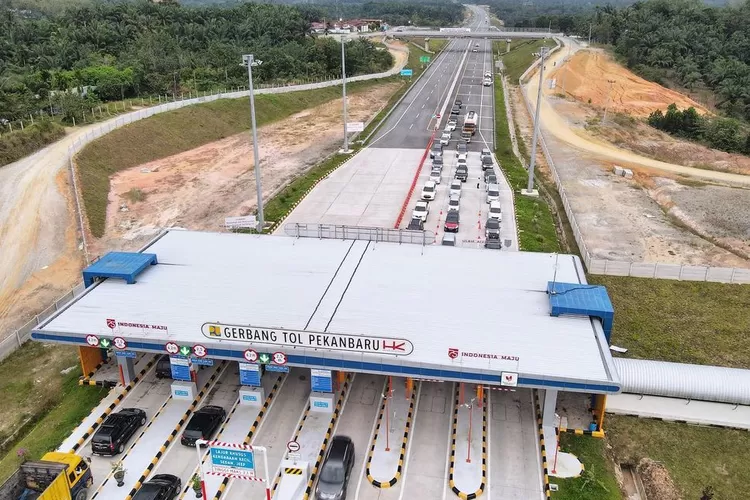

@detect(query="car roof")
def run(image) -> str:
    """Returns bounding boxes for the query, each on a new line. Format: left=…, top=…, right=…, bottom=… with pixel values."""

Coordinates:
left=489, top=200, right=501, bottom=209
left=415, top=200, right=428, bottom=206
left=446, top=211, right=459, bottom=220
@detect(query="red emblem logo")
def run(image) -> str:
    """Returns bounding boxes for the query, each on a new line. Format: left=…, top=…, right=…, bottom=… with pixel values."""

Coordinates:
left=106, top=318, right=116, bottom=329
left=448, top=348, right=459, bottom=359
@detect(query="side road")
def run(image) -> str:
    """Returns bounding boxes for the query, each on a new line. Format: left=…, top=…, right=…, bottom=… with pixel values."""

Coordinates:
left=0, top=39, right=409, bottom=342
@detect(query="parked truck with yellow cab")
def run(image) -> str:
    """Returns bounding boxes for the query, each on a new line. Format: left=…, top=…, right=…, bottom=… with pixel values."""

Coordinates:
left=0, top=452, right=92, bottom=500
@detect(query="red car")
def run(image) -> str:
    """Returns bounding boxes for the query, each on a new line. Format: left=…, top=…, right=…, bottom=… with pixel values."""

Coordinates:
left=444, top=211, right=460, bottom=232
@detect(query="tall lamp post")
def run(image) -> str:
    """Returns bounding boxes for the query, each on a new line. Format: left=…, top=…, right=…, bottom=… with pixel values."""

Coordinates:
left=242, top=54, right=265, bottom=232
left=340, top=35, right=351, bottom=153
left=522, top=46, right=549, bottom=197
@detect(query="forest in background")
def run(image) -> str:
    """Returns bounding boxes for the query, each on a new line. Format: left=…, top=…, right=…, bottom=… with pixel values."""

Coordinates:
left=0, top=0, right=402, bottom=122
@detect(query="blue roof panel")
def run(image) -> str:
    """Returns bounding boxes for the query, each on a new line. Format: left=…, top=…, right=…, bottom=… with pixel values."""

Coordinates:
left=547, top=282, right=614, bottom=342
left=83, top=252, right=158, bottom=287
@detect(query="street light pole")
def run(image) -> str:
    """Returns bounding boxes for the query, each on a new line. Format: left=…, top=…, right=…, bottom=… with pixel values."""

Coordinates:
left=341, top=36, right=350, bottom=153
left=243, top=54, right=265, bottom=232
left=523, top=46, right=548, bottom=196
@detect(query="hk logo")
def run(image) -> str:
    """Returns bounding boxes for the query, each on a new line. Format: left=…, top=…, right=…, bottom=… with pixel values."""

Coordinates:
left=448, top=348, right=459, bottom=359
left=106, top=319, right=116, bottom=329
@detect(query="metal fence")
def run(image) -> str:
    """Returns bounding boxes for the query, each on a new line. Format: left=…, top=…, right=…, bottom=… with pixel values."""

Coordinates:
left=517, top=41, right=750, bottom=284
left=284, top=223, right=437, bottom=245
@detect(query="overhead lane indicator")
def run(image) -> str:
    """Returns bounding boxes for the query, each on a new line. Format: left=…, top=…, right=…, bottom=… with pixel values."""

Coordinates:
left=201, top=323, right=414, bottom=356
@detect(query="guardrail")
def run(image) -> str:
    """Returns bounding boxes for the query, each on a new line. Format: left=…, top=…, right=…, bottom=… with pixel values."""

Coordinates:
left=284, top=223, right=437, bottom=245
left=517, top=39, right=750, bottom=284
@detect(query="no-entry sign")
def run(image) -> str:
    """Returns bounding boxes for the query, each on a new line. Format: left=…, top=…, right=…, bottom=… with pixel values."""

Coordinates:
left=287, top=441, right=300, bottom=453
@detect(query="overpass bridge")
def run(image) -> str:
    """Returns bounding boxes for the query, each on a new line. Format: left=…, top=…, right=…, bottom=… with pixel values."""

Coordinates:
left=385, top=28, right=560, bottom=39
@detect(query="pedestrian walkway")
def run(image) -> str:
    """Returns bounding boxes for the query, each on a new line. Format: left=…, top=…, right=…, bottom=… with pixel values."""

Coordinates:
left=449, top=384, right=487, bottom=499
left=367, top=377, right=417, bottom=487
left=607, top=393, right=750, bottom=430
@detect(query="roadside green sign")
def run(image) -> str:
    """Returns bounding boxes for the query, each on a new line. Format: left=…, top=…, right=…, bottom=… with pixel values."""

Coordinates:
left=420, top=56, right=431, bottom=63
left=179, top=345, right=191, bottom=357
left=258, top=353, right=271, bottom=365
left=99, top=338, right=111, bottom=348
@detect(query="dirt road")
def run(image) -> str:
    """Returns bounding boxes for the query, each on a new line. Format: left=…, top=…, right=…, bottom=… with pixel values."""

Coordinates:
left=525, top=38, right=750, bottom=186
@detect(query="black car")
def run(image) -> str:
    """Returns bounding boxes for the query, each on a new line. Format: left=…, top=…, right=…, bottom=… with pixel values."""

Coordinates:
left=444, top=211, right=460, bottom=232
left=132, top=474, right=182, bottom=500
left=155, top=355, right=172, bottom=379
left=456, top=142, right=468, bottom=155
left=181, top=405, right=226, bottom=446
left=455, top=165, right=468, bottom=182
left=315, top=436, right=355, bottom=500
left=485, top=239, right=502, bottom=249
left=455, top=99, right=463, bottom=108
left=450, top=106, right=460, bottom=115
left=481, top=155, right=493, bottom=170
left=485, top=218, right=501, bottom=239
left=485, top=173, right=497, bottom=185
left=91, top=408, right=147, bottom=455
left=406, top=218, right=425, bottom=231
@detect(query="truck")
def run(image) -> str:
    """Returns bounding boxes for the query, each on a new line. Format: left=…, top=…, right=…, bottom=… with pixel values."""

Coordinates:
left=0, top=452, right=92, bottom=500
left=461, top=111, right=478, bottom=142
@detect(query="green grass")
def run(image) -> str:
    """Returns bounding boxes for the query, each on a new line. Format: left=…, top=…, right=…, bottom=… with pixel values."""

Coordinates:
left=500, top=38, right=557, bottom=83
left=0, top=120, right=65, bottom=168
left=492, top=47, right=560, bottom=253
left=0, top=343, right=108, bottom=482
left=587, top=275, right=750, bottom=367
left=77, top=78, right=395, bottom=237
left=607, top=415, right=750, bottom=499
left=406, top=37, right=448, bottom=53
left=552, top=434, right=620, bottom=500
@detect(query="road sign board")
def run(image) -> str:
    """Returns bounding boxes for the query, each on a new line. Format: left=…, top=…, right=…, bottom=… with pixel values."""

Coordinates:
left=190, top=357, right=214, bottom=366
left=170, top=356, right=191, bottom=381
left=225, top=215, right=257, bottom=229
left=287, top=441, right=301, bottom=453
left=113, top=337, right=127, bottom=350
left=258, top=353, right=271, bottom=365
left=210, top=446, right=256, bottom=477
left=115, top=350, right=137, bottom=358
left=179, top=345, right=191, bottom=357
left=265, top=365, right=289, bottom=373
left=346, top=122, right=364, bottom=132
left=501, top=372, right=518, bottom=387
left=239, top=363, right=261, bottom=386
left=272, top=352, right=287, bottom=366
left=99, top=338, right=111, bottom=349
left=400, top=69, right=413, bottom=77
left=287, top=452, right=301, bottom=461
left=165, top=342, right=179, bottom=355
left=420, top=56, right=431, bottom=63
left=85, top=335, right=99, bottom=347
left=193, top=344, right=207, bottom=358
left=243, top=349, right=258, bottom=363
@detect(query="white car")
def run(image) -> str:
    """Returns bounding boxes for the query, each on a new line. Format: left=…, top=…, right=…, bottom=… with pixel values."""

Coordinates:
left=489, top=200, right=502, bottom=221
left=446, top=120, right=457, bottom=131
left=448, top=195, right=460, bottom=212
left=486, top=183, right=500, bottom=204
left=421, top=180, right=437, bottom=200
left=472, top=48, right=478, bottom=53
left=449, top=180, right=462, bottom=198
left=483, top=78, right=492, bottom=87
left=430, top=169, right=442, bottom=184
left=440, top=132, right=451, bottom=146
left=412, top=201, right=429, bottom=221
left=457, top=153, right=468, bottom=163
left=484, top=72, right=492, bottom=79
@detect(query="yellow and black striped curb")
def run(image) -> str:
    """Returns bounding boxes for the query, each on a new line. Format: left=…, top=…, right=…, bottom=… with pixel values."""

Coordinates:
left=79, top=378, right=118, bottom=388
left=533, top=390, right=552, bottom=499
left=272, top=400, right=312, bottom=492
left=212, top=373, right=286, bottom=500
left=122, top=362, right=227, bottom=500
left=302, top=374, right=353, bottom=500
left=68, top=356, right=157, bottom=454
left=448, top=385, right=487, bottom=500
left=366, top=381, right=418, bottom=488
left=79, top=359, right=106, bottom=385
left=558, top=426, right=605, bottom=438
left=285, top=467, right=303, bottom=475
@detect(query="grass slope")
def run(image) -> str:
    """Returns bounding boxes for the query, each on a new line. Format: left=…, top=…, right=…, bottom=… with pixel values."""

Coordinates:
left=0, top=343, right=107, bottom=482
left=553, top=434, right=621, bottom=500
left=607, top=415, right=750, bottom=499
left=501, top=39, right=557, bottom=83
left=492, top=46, right=559, bottom=252
left=588, top=275, right=750, bottom=367
left=78, top=79, right=391, bottom=237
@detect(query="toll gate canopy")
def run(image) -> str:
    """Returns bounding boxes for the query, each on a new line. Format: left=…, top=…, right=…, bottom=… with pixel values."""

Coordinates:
left=32, top=230, right=621, bottom=394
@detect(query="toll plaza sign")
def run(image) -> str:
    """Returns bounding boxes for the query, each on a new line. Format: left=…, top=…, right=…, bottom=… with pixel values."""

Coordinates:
left=201, top=323, right=414, bottom=356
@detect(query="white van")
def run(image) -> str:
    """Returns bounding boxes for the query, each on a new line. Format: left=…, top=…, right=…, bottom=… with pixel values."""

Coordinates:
left=486, top=183, right=500, bottom=204
left=488, top=200, right=502, bottom=221
left=421, top=180, right=437, bottom=201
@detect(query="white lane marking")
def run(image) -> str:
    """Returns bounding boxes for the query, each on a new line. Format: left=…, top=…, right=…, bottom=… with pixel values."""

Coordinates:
left=410, top=123, right=414, bottom=130
left=422, top=103, right=425, bottom=109
left=441, top=382, right=456, bottom=500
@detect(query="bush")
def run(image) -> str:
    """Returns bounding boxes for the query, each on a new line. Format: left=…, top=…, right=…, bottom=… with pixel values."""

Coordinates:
left=0, top=120, right=65, bottom=168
